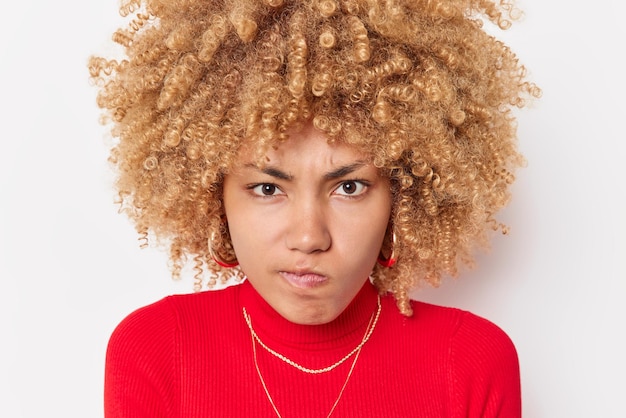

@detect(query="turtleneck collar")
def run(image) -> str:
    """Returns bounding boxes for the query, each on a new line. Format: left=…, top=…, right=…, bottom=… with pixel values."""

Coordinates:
left=237, top=279, right=380, bottom=352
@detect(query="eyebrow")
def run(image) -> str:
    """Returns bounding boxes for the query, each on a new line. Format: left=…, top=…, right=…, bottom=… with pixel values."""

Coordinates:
left=243, top=164, right=293, bottom=180
left=243, top=161, right=367, bottom=181
left=323, top=162, right=367, bottom=180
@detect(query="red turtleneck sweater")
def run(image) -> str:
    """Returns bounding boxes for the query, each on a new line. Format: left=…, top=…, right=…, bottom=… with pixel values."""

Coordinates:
left=104, top=280, right=521, bottom=417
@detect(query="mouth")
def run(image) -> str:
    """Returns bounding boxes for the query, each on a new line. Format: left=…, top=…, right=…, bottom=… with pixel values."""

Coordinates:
left=279, top=271, right=328, bottom=289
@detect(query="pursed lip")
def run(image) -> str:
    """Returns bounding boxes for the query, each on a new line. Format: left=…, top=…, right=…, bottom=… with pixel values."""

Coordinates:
left=279, top=270, right=328, bottom=289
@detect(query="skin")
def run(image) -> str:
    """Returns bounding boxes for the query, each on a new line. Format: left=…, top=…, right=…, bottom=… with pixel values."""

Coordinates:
left=223, top=122, right=392, bottom=325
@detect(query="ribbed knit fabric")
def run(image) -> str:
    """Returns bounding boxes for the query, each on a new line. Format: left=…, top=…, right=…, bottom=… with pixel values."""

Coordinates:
left=104, top=280, right=521, bottom=417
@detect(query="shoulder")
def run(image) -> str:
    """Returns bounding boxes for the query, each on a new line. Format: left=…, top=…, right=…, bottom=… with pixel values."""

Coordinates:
left=417, top=300, right=519, bottom=370
left=412, top=301, right=519, bottom=369
left=107, top=284, right=240, bottom=353
left=381, top=297, right=520, bottom=385
left=405, top=300, right=521, bottom=416
left=104, top=285, right=243, bottom=414
left=448, top=306, right=518, bottom=362
left=400, top=299, right=517, bottom=356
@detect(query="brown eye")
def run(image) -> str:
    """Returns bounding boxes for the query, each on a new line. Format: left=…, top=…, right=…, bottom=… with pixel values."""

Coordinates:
left=251, top=183, right=284, bottom=197
left=261, top=184, right=276, bottom=195
left=335, top=181, right=367, bottom=196
left=342, top=181, right=357, bottom=194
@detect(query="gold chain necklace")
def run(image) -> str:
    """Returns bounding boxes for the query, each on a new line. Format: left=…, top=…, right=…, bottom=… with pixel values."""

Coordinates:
left=242, top=295, right=381, bottom=374
left=244, top=298, right=381, bottom=418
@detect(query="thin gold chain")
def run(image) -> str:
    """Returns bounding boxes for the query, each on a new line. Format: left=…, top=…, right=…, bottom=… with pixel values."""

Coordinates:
left=250, top=332, right=362, bottom=418
left=248, top=308, right=379, bottom=418
left=242, top=295, right=381, bottom=374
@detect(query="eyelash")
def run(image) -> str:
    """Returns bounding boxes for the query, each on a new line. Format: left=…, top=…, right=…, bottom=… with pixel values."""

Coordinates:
left=246, top=180, right=370, bottom=198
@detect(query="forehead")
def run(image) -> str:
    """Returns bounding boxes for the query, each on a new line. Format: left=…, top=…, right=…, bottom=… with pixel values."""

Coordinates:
left=236, top=124, right=372, bottom=169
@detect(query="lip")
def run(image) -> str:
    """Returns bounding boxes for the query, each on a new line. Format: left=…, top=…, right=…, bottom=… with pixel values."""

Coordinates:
left=279, top=271, right=328, bottom=289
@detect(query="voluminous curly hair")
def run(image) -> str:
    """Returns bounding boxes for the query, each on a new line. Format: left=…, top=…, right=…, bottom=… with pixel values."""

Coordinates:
left=89, top=0, right=539, bottom=315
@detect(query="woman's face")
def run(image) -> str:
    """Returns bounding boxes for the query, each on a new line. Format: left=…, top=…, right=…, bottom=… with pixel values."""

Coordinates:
left=223, top=123, right=392, bottom=325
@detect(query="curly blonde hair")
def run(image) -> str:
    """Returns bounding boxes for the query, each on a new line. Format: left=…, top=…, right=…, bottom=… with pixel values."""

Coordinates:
left=89, top=0, right=539, bottom=315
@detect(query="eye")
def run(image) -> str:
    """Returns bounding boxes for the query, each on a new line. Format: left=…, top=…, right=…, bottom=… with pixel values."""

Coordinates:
left=250, top=183, right=284, bottom=196
left=334, top=180, right=367, bottom=196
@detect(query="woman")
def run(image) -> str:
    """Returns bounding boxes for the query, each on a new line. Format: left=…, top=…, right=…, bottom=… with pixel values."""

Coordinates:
left=90, top=0, right=539, bottom=416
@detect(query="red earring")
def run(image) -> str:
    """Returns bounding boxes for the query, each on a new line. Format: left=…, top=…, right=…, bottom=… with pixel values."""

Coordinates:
left=208, top=230, right=239, bottom=268
left=377, top=231, right=397, bottom=268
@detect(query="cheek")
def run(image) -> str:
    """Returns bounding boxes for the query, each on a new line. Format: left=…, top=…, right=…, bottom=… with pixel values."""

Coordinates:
left=226, top=208, right=276, bottom=267
left=338, top=208, right=389, bottom=259
left=227, top=215, right=256, bottom=254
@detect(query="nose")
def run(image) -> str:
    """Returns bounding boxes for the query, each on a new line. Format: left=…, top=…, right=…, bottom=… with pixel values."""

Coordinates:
left=285, top=199, right=331, bottom=254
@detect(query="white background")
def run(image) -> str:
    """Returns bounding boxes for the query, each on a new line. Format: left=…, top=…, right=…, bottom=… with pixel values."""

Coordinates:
left=1, top=1, right=624, bottom=417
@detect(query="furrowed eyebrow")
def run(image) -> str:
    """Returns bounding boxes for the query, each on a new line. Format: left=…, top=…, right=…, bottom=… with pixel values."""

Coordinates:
left=244, top=163, right=293, bottom=181
left=242, top=161, right=367, bottom=181
left=323, top=162, right=367, bottom=180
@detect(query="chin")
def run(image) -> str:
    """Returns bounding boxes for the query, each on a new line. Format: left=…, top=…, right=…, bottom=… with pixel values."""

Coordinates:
left=280, top=302, right=340, bottom=325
